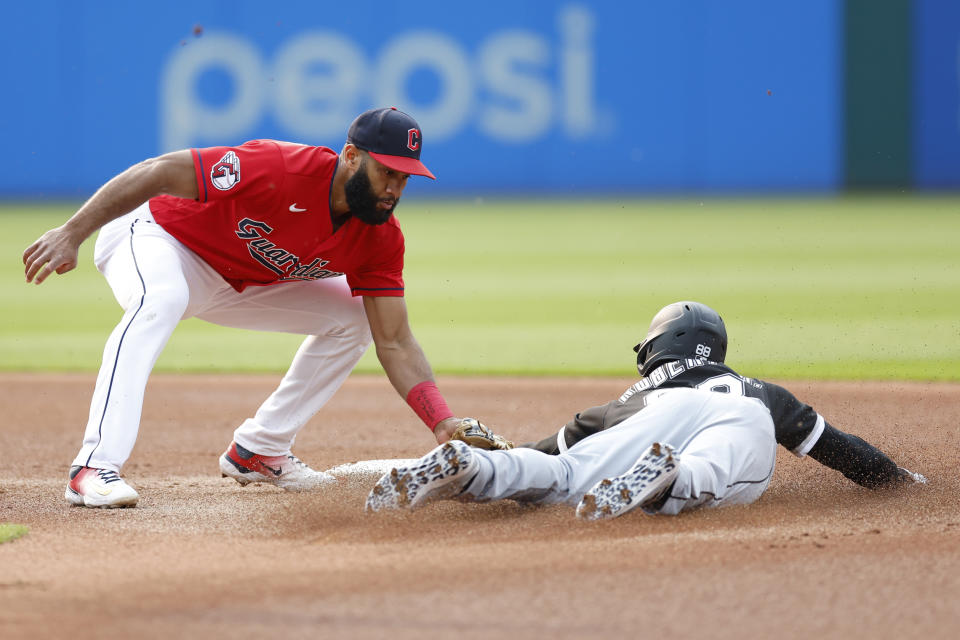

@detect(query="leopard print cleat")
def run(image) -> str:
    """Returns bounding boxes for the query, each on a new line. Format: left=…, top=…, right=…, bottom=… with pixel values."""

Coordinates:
left=365, top=440, right=479, bottom=512
left=576, top=442, right=680, bottom=521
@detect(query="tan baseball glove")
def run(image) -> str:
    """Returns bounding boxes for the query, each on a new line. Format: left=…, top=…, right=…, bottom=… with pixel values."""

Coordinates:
left=449, top=418, right=515, bottom=450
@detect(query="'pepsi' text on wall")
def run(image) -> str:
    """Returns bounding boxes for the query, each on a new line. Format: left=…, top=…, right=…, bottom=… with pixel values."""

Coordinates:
left=161, top=5, right=600, bottom=151
left=0, top=1, right=846, bottom=194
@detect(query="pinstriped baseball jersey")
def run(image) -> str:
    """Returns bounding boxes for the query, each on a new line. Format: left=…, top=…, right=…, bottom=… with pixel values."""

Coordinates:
left=526, top=358, right=904, bottom=488
left=530, top=359, right=821, bottom=455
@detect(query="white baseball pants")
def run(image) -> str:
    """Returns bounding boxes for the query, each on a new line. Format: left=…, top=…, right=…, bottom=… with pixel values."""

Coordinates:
left=466, top=388, right=777, bottom=515
left=73, top=204, right=372, bottom=471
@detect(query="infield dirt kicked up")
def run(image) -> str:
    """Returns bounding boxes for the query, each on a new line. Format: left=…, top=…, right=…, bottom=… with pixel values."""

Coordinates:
left=1, top=373, right=958, bottom=639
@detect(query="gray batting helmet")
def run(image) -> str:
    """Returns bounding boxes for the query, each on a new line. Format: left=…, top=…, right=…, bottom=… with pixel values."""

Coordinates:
left=634, top=301, right=728, bottom=376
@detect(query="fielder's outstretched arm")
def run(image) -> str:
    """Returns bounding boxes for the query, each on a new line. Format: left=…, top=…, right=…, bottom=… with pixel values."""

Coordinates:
left=362, top=295, right=462, bottom=443
left=23, top=150, right=197, bottom=285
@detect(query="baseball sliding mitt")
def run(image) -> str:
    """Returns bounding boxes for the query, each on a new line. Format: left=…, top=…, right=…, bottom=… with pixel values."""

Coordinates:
left=449, top=418, right=515, bottom=450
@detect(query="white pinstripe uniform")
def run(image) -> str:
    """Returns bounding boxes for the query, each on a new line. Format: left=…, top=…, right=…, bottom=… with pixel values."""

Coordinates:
left=461, top=357, right=847, bottom=514
left=466, top=387, right=777, bottom=514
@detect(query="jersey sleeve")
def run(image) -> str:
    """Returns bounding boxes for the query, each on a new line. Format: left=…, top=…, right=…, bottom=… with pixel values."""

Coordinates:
left=522, top=383, right=656, bottom=455
left=759, top=381, right=826, bottom=456
left=522, top=402, right=612, bottom=454
left=191, top=140, right=284, bottom=204
left=763, top=380, right=907, bottom=488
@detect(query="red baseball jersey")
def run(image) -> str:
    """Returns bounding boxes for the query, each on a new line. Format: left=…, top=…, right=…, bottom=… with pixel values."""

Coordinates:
left=149, top=140, right=405, bottom=296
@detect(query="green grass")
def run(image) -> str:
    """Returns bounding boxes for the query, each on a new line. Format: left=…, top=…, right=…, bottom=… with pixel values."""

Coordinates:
left=5, top=196, right=960, bottom=380
left=0, top=523, right=29, bottom=544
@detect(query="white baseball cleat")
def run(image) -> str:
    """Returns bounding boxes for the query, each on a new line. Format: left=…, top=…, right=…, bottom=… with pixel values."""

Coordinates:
left=219, top=441, right=335, bottom=492
left=576, top=442, right=680, bottom=521
left=65, top=466, right=139, bottom=508
left=365, top=440, right=479, bottom=512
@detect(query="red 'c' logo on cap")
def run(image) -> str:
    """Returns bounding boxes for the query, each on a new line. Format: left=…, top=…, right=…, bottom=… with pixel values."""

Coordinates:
left=407, top=128, right=421, bottom=152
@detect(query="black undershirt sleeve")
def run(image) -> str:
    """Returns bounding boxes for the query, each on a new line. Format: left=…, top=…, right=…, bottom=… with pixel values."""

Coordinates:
left=807, top=422, right=904, bottom=488
left=523, top=404, right=611, bottom=454
left=526, top=431, right=563, bottom=455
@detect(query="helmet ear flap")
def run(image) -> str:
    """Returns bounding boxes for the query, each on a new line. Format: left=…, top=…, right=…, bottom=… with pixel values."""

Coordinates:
left=635, top=338, right=662, bottom=376
left=633, top=340, right=647, bottom=373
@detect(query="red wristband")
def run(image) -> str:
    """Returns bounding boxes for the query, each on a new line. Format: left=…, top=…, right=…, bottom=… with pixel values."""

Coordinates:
left=406, top=381, right=454, bottom=431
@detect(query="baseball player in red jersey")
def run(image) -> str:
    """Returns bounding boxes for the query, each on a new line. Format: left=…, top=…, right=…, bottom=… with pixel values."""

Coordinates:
left=23, top=107, right=472, bottom=508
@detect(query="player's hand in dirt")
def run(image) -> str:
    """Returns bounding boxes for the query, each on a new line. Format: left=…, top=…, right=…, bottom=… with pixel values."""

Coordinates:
left=23, top=226, right=83, bottom=284
left=896, top=467, right=928, bottom=484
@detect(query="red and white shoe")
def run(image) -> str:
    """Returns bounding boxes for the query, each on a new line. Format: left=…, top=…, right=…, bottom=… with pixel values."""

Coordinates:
left=65, top=466, right=139, bottom=508
left=219, top=442, right=335, bottom=492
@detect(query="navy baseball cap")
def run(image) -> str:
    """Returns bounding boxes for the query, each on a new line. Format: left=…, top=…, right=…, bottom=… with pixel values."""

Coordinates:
left=347, top=107, right=435, bottom=179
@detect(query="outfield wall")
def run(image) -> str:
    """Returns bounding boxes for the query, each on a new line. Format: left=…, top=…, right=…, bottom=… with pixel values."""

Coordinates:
left=913, top=1, right=960, bottom=189
left=1, top=1, right=956, bottom=196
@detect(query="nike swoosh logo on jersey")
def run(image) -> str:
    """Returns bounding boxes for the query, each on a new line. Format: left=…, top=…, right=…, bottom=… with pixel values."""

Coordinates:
left=289, top=203, right=307, bottom=212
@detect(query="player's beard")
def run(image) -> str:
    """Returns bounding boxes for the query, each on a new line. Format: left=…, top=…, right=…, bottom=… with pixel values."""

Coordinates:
left=345, top=159, right=397, bottom=226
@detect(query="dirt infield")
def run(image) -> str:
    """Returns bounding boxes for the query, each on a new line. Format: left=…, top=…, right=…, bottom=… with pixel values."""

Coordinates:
left=1, top=373, right=958, bottom=639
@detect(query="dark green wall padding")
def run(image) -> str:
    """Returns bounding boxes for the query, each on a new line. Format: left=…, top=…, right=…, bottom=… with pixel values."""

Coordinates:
left=844, top=0, right=912, bottom=189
